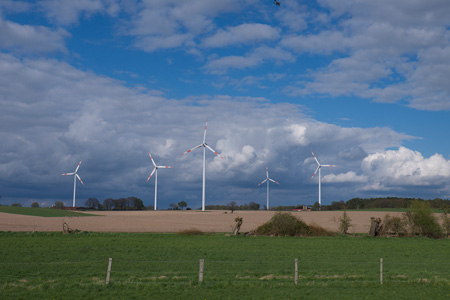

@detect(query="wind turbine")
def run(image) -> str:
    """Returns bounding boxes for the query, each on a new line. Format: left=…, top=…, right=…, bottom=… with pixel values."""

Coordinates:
left=61, top=160, right=84, bottom=207
left=310, top=151, right=336, bottom=209
left=258, top=166, right=280, bottom=211
left=181, top=119, right=223, bottom=211
left=146, top=152, right=173, bottom=211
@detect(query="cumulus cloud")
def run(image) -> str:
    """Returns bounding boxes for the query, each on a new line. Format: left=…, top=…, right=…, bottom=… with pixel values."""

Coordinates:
left=320, top=146, right=450, bottom=197
left=40, top=0, right=119, bottom=26
left=202, top=23, right=280, bottom=48
left=274, top=0, right=309, bottom=31
left=361, top=147, right=450, bottom=186
left=125, top=0, right=241, bottom=52
left=323, top=171, right=368, bottom=183
left=205, top=46, right=295, bottom=73
left=0, top=0, right=32, bottom=13
left=0, top=17, right=70, bottom=53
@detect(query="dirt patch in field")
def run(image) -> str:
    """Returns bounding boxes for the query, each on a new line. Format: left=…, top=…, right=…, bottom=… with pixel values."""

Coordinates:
left=0, top=210, right=408, bottom=233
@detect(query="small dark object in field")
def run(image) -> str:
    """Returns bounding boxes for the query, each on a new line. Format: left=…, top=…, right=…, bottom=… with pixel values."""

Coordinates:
left=178, top=228, right=204, bottom=235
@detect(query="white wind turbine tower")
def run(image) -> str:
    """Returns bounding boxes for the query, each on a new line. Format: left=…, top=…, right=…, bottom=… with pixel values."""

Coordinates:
left=146, top=152, right=173, bottom=211
left=181, top=119, right=223, bottom=211
left=310, top=151, right=336, bottom=209
left=258, top=166, right=280, bottom=211
left=61, top=160, right=84, bottom=207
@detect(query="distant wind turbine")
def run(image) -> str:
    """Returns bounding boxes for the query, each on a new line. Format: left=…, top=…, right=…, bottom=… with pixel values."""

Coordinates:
left=61, top=160, right=84, bottom=207
left=146, top=152, right=173, bottom=211
left=310, top=151, right=336, bottom=209
left=181, top=119, right=223, bottom=211
left=258, top=166, right=280, bottom=211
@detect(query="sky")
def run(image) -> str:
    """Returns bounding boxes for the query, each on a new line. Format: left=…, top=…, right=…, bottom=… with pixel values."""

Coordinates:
left=1, top=0, right=450, bottom=209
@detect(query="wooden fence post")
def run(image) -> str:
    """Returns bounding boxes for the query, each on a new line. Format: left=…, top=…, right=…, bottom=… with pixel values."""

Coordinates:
left=380, top=258, right=383, bottom=285
left=106, top=257, right=112, bottom=285
left=199, top=259, right=204, bottom=283
left=294, top=258, right=298, bottom=285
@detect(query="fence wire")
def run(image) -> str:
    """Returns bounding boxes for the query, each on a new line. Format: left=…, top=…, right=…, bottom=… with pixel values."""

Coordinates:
left=1, top=258, right=450, bottom=286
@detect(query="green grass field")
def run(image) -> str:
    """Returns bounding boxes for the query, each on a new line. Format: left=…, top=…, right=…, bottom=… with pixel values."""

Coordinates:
left=0, top=206, right=97, bottom=217
left=1, top=232, right=450, bottom=299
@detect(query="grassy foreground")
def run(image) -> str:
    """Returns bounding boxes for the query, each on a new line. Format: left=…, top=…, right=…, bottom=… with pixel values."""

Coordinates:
left=0, top=206, right=97, bottom=217
left=1, top=232, right=450, bottom=299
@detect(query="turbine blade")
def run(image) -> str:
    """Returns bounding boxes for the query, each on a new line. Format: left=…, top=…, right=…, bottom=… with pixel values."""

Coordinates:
left=203, top=119, right=208, bottom=144
left=146, top=168, right=156, bottom=182
left=61, top=172, right=74, bottom=176
left=180, top=144, right=203, bottom=156
left=311, top=166, right=320, bottom=180
left=148, top=152, right=157, bottom=167
left=311, top=151, right=320, bottom=165
left=258, top=178, right=268, bottom=186
left=157, top=166, right=173, bottom=169
left=266, top=166, right=269, bottom=178
left=205, top=144, right=223, bottom=159
left=75, top=160, right=82, bottom=173
left=321, top=164, right=337, bottom=167
left=76, top=174, right=84, bottom=185
left=269, top=178, right=280, bottom=185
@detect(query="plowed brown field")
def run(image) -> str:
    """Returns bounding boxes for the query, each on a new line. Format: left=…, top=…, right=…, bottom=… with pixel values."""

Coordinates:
left=0, top=210, right=407, bottom=234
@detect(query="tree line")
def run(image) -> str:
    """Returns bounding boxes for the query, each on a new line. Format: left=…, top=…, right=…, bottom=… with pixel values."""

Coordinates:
left=205, top=201, right=261, bottom=211
left=70, top=197, right=146, bottom=210
left=318, top=197, right=450, bottom=211
left=7, top=196, right=450, bottom=211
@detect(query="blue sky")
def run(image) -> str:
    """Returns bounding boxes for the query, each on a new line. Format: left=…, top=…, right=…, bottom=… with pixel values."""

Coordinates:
left=1, top=0, right=450, bottom=209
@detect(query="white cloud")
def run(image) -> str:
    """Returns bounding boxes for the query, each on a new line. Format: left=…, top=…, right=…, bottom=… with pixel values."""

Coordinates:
left=274, top=0, right=309, bottom=31
left=0, top=0, right=32, bottom=13
left=281, top=31, right=349, bottom=55
left=202, top=23, right=280, bottom=48
left=205, top=46, right=295, bottom=73
left=125, top=0, right=241, bottom=52
left=40, top=0, right=119, bottom=26
left=323, top=171, right=368, bottom=183
left=361, top=147, right=450, bottom=186
left=0, top=17, right=70, bottom=53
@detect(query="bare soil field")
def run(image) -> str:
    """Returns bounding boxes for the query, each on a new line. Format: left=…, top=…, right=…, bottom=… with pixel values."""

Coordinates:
left=0, top=210, right=407, bottom=234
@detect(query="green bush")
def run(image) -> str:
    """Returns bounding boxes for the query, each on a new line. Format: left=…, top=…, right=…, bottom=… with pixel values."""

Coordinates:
left=255, top=212, right=332, bottom=237
left=405, top=200, right=443, bottom=239
left=440, top=204, right=450, bottom=237
left=338, top=211, right=352, bottom=234
left=380, top=214, right=408, bottom=237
